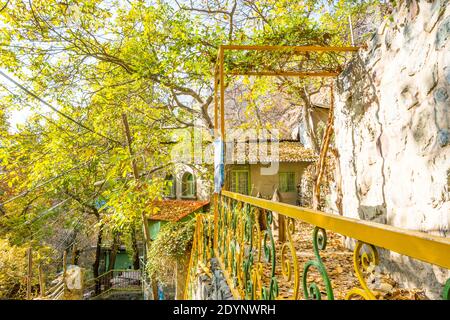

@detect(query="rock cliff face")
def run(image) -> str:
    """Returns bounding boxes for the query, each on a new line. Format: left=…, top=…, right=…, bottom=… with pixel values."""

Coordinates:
left=334, top=0, right=450, bottom=298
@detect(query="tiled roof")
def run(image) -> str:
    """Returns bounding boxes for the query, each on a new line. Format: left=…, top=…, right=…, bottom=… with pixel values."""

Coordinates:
left=146, top=200, right=210, bottom=222
left=277, top=141, right=318, bottom=162
left=230, top=140, right=318, bottom=163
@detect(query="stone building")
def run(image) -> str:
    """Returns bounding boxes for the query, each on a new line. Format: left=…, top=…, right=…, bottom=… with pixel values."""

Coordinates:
left=144, top=162, right=211, bottom=300
left=224, top=140, right=317, bottom=205
left=163, top=163, right=211, bottom=201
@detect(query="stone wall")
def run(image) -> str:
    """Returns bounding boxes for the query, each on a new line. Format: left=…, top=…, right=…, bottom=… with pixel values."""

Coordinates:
left=334, top=0, right=450, bottom=299
left=192, top=258, right=234, bottom=300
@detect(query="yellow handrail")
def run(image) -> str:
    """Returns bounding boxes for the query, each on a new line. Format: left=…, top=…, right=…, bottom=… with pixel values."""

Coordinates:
left=221, top=191, right=450, bottom=269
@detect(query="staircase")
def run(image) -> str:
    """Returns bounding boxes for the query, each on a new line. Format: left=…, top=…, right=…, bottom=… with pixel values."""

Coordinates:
left=84, top=269, right=143, bottom=300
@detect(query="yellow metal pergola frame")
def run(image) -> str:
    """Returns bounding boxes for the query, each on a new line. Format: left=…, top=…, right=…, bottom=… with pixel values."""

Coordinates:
left=213, top=44, right=360, bottom=141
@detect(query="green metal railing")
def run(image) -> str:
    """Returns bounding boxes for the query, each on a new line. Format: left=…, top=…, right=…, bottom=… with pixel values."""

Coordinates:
left=207, top=191, right=450, bottom=300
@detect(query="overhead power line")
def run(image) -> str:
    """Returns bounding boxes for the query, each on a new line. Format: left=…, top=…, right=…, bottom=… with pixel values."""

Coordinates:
left=0, top=162, right=85, bottom=206
left=3, top=206, right=76, bottom=245
left=0, top=83, right=79, bottom=139
left=0, top=146, right=113, bottom=206
left=24, top=198, right=70, bottom=225
left=0, top=70, right=123, bottom=145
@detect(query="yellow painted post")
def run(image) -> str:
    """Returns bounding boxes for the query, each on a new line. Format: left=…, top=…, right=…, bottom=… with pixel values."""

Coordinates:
left=219, top=46, right=225, bottom=141
left=214, top=72, right=218, bottom=139
left=229, top=71, right=339, bottom=77
left=220, top=44, right=360, bottom=52
left=214, top=193, right=219, bottom=252
left=184, top=217, right=198, bottom=300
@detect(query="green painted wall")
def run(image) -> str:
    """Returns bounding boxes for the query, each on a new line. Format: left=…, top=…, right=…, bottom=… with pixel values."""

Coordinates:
left=148, top=212, right=197, bottom=240
left=149, top=220, right=165, bottom=240
left=105, top=250, right=133, bottom=270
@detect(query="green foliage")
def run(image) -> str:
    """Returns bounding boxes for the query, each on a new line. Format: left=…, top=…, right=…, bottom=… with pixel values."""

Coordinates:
left=146, top=217, right=196, bottom=285
left=0, top=239, right=54, bottom=299
left=0, top=0, right=382, bottom=298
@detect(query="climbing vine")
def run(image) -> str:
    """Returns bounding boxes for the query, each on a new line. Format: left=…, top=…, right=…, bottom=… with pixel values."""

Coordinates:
left=146, top=217, right=196, bottom=285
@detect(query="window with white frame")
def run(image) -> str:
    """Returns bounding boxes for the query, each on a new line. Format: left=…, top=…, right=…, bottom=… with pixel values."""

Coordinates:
left=181, top=172, right=196, bottom=198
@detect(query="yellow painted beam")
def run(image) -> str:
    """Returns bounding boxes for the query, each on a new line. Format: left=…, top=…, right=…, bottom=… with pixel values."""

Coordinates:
left=229, top=71, right=339, bottom=77
left=221, top=44, right=360, bottom=52
left=221, top=191, right=450, bottom=270
left=213, top=193, right=219, bottom=251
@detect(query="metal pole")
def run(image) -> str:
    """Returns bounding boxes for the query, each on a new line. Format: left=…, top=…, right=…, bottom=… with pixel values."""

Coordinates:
left=26, top=248, right=32, bottom=300
left=219, top=46, right=225, bottom=141
left=63, top=250, right=67, bottom=298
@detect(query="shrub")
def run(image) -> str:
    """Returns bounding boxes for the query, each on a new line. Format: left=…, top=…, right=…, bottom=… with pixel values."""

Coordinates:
left=146, top=217, right=196, bottom=285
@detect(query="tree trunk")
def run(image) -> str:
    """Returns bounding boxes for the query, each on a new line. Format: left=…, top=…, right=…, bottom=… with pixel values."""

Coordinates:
left=122, top=114, right=158, bottom=299
left=299, top=88, right=320, bottom=154
left=131, top=226, right=140, bottom=270
left=71, top=245, right=81, bottom=265
left=26, top=248, right=32, bottom=300
left=104, top=233, right=120, bottom=291
left=73, top=249, right=81, bottom=265
left=92, top=223, right=103, bottom=295
left=108, top=233, right=120, bottom=272
left=151, top=277, right=159, bottom=300
left=312, top=84, right=334, bottom=210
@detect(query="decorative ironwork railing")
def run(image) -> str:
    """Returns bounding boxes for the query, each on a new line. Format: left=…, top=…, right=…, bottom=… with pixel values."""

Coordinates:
left=184, top=214, right=214, bottom=300
left=84, top=269, right=142, bottom=299
left=213, top=191, right=450, bottom=300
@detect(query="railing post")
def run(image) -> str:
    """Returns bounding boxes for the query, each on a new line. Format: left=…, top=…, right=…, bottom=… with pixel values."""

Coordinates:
left=38, top=264, right=45, bottom=298
left=214, top=193, right=219, bottom=253
left=62, top=250, right=67, bottom=299
left=26, top=248, right=33, bottom=300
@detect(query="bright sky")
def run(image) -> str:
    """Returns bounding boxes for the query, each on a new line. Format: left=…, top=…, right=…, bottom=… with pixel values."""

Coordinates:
left=1, top=69, right=45, bottom=133
left=9, top=108, right=32, bottom=131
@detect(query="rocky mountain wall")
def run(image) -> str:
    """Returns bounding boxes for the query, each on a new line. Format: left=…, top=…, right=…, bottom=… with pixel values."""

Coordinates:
left=334, top=0, right=450, bottom=299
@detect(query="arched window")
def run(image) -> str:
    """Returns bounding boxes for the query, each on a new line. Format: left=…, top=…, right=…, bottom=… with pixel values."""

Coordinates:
left=181, top=172, right=196, bottom=198
left=165, top=174, right=176, bottom=198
